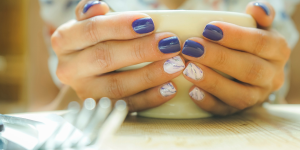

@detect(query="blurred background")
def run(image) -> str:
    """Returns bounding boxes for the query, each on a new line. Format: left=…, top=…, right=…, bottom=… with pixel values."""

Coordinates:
left=0, top=0, right=299, bottom=114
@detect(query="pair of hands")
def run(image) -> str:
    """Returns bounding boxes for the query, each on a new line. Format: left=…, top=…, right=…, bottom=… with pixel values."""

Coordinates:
left=51, top=0, right=290, bottom=116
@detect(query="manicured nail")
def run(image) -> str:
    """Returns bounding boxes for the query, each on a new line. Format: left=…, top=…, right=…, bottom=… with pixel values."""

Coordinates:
left=83, top=1, right=101, bottom=13
left=253, top=2, right=270, bottom=16
left=182, top=40, right=205, bottom=57
left=132, top=18, right=155, bottom=34
left=164, top=56, right=185, bottom=74
left=183, top=63, right=203, bottom=80
left=189, top=87, right=205, bottom=101
left=160, top=82, right=176, bottom=97
left=203, top=24, right=223, bottom=41
left=158, top=36, right=181, bottom=54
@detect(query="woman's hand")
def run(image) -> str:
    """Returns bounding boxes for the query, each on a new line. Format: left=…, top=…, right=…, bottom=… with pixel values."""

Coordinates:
left=181, top=2, right=290, bottom=116
left=51, top=0, right=185, bottom=112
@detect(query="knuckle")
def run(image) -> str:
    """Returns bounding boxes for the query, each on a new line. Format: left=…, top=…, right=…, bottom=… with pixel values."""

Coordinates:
left=245, top=59, right=265, bottom=83
left=212, top=48, right=228, bottom=67
left=111, top=22, right=123, bottom=36
left=204, top=77, right=219, bottom=92
left=106, top=76, right=126, bottom=98
left=253, top=30, right=269, bottom=55
left=273, top=72, right=284, bottom=91
left=51, top=29, right=63, bottom=53
left=279, top=38, right=291, bottom=61
left=85, top=17, right=101, bottom=44
left=93, top=42, right=113, bottom=70
left=140, top=62, right=164, bottom=84
left=235, top=88, right=257, bottom=110
left=141, top=68, right=161, bottom=84
left=56, top=63, right=70, bottom=84
left=132, top=42, right=147, bottom=61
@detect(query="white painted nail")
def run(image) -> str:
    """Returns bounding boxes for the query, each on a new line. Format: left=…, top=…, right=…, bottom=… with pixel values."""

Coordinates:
left=160, top=82, right=176, bottom=97
left=183, top=63, right=203, bottom=80
left=189, top=87, right=205, bottom=101
left=163, top=56, right=185, bottom=74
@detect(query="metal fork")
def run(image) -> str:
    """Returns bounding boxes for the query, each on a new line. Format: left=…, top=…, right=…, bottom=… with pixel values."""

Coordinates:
left=34, top=97, right=128, bottom=150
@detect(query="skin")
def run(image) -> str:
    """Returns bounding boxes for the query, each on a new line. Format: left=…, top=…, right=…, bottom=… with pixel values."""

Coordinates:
left=51, top=0, right=290, bottom=115
left=183, top=2, right=290, bottom=116
left=28, top=0, right=82, bottom=111
left=52, top=0, right=183, bottom=112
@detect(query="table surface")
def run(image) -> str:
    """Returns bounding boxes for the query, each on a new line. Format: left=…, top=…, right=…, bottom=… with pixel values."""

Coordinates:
left=105, top=104, right=300, bottom=150
left=7, top=104, right=300, bottom=150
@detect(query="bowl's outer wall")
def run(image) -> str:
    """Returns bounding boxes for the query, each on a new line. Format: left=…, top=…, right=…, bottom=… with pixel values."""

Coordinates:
left=113, top=11, right=256, bottom=119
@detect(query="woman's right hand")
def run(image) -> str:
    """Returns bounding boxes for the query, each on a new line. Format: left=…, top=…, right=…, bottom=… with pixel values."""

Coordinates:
left=51, top=0, right=185, bottom=112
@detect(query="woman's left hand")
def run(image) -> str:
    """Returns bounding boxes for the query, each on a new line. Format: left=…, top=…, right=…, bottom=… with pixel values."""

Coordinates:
left=182, top=1, right=290, bottom=116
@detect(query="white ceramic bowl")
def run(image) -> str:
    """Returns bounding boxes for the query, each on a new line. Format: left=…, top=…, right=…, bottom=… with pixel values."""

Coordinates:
left=114, top=10, right=256, bottom=119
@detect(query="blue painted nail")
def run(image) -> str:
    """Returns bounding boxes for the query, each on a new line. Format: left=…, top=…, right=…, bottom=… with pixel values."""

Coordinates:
left=158, top=36, right=181, bottom=54
left=254, top=2, right=270, bottom=16
left=203, top=24, right=223, bottom=41
left=132, top=18, right=155, bottom=34
left=182, top=40, right=204, bottom=57
left=83, top=1, right=101, bottom=13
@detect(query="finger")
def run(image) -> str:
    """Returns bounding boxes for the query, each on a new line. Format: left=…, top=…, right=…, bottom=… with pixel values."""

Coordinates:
left=201, top=22, right=289, bottom=61
left=112, top=82, right=177, bottom=112
left=76, top=0, right=110, bottom=21
left=188, top=86, right=239, bottom=116
left=183, top=62, right=268, bottom=110
left=245, top=1, right=275, bottom=28
left=57, top=33, right=181, bottom=81
left=72, top=56, right=185, bottom=99
left=181, top=38, right=275, bottom=86
left=51, top=12, right=155, bottom=53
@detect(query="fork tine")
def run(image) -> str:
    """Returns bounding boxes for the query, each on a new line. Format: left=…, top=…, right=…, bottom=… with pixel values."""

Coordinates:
left=75, top=98, right=97, bottom=129
left=58, top=98, right=97, bottom=149
left=73, top=97, right=112, bottom=147
left=52, top=101, right=81, bottom=149
left=36, top=98, right=128, bottom=149
left=35, top=101, right=80, bottom=150
left=93, top=100, right=128, bottom=148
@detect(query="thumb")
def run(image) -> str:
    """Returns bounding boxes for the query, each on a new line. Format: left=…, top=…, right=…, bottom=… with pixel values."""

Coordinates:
left=75, top=0, right=110, bottom=21
left=245, top=1, right=275, bottom=28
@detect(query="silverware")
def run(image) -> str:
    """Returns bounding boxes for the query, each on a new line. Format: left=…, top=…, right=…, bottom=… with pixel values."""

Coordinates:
left=0, top=114, right=44, bottom=129
left=35, top=97, right=128, bottom=150
left=0, top=120, right=4, bottom=132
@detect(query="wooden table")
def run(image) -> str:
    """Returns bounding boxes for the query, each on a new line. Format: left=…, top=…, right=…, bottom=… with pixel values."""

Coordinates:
left=104, top=104, right=300, bottom=150
left=6, top=104, right=300, bottom=150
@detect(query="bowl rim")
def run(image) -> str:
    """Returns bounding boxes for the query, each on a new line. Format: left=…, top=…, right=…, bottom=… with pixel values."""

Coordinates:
left=107, top=10, right=252, bottom=17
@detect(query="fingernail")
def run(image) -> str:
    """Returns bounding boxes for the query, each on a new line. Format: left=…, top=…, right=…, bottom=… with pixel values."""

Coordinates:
left=160, top=82, right=176, bottom=97
left=132, top=18, right=155, bottom=34
left=164, top=56, right=185, bottom=74
left=83, top=1, right=101, bottom=13
left=183, top=63, right=203, bottom=80
left=189, top=87, right=205, bottom=101
left=203, top=24, right=223, bottom=41
left=159, top=36, right=181, bottom=54
left=182, top=40, right=205, bottom=57
left=253, top=2, right=270, bottom=16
